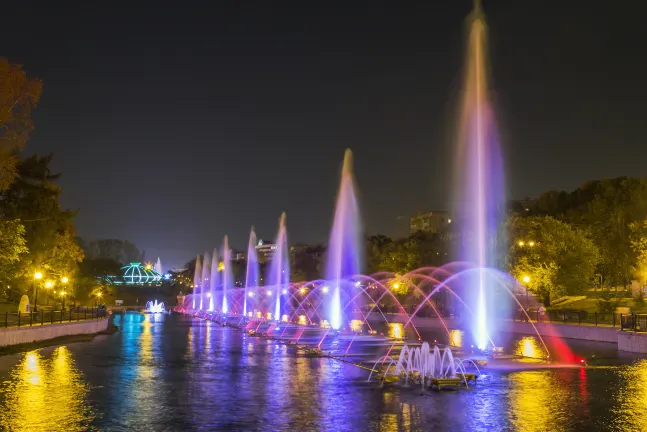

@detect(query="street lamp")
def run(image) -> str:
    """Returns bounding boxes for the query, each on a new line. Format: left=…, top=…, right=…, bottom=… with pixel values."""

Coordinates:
left=60, top=290, right=67, bottom=310
left=33, top=271, right=43, bottom=312
left=95, top=291, right=102, bottom=309
left=522, top=275, right=531, bottom=309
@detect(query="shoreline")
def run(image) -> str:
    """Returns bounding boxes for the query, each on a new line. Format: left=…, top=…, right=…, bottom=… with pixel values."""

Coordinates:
left=0, top=325, right=118, bottom=356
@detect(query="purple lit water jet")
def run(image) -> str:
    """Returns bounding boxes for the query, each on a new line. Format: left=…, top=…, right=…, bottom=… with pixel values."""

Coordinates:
left=325, top=149, right=362, bottom=330
left=192, top=254, right=202, bottom=310
left=267, top=213, right=289, bottom=321
left=209, top=249, right=220, bottom=311
left=455, top=2, right=505, bottom=349
left=222, top=236, right=232, bottom=313
left=244, top=227, right=259, bottom=316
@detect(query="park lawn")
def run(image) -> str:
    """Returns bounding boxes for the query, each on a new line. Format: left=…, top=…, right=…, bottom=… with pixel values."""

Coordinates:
left=550, top=297, right=647, bottom=314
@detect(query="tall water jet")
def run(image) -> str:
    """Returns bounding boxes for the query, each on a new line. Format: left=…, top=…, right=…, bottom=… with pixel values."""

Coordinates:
left=154, top=257, right=162, bottom=275
left=192, top=254, right=202, bottom=310
left=209, top=249, right=220, bottom=311
left=200, top=252, right=211, bottom=311
left=267, top=213, right=289, bottom=321
left=454, top=1, right=505, bottom=349
left=325, top=149, right=362, bottom=330
left=244, top=227, right=259, bottom=316
left=222, top=236, right=233, bottom=313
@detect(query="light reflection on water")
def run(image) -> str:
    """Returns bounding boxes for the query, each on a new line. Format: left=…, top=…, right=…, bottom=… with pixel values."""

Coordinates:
left=0, top=314, right=645, bottom=430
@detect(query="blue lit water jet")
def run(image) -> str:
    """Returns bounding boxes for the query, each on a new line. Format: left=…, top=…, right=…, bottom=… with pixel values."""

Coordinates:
left=244, top=227, right=259, bottom=316
left=325, top=149, right=362, bottom=330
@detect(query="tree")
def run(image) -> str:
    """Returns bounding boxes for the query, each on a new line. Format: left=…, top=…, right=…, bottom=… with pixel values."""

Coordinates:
left=291, top=244, right=325, bottom=282
left=0, top=154, right=84, bottom=300
left=0, top=219, right=29, bottom=297
left=630, top=219, right=647, bottom=283
left=82, top=239, right=140, bottom=265
left=508, top=215, right=599, bottom=306
left=0, top=59, right=42, bottom=191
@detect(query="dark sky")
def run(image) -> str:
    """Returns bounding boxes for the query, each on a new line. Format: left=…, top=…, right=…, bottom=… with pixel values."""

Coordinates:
left=2, top=1, right=645, bottom=269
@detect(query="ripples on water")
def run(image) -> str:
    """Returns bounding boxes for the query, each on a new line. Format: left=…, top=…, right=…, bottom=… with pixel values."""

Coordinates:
left=0, top=313, right=646, bottom=431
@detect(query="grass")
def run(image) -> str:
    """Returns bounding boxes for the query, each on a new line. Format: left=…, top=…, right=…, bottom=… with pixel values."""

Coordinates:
left=0, top=325, right=118, bottom=356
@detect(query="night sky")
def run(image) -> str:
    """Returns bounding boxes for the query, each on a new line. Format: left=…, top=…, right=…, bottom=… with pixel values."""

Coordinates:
left=2, top=1, right=645, bottom=269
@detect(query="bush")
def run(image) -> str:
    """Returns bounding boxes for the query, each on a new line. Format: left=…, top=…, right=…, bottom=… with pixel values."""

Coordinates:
left=634, top=291, right=645, bottom=307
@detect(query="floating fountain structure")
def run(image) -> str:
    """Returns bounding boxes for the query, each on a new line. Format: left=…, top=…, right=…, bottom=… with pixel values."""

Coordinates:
left=145, top=300, right=166, bottom=314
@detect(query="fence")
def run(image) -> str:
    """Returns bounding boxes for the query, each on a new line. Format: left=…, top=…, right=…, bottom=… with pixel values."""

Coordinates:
left=620, top=314, right=647, bottom=332
left=2, top=308, right=108, bottom=329
left=512, top=309, right=620, bottom=327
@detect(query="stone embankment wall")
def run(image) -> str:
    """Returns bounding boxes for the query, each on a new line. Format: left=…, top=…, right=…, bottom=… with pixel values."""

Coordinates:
left=0, top=318, right=110, bottom=347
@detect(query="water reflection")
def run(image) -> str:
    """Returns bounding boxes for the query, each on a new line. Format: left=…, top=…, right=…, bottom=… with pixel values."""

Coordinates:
left=0, top=347, right=92, bottom=431
left=0, top=314, right=646, bottom=430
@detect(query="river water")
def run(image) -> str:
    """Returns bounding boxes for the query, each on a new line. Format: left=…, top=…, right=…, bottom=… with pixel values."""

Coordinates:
left=0, top=313, right=646, bottom=431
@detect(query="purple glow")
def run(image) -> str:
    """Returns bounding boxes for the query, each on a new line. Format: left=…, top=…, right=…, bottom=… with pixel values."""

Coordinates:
left=222, top=236, right=232, bottom=313
left=267, top=213, right=289, bottom=321
left=192, top=254, right=202, bottom=310
left=325, top=149, right=362, bottom=330
left=244, top=227, right=259, bottom=316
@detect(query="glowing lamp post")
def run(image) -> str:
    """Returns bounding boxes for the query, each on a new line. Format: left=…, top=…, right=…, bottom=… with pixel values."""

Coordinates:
left=522, top=275, right=531, bottom=309
left=33, top=271, right=43, bottom=312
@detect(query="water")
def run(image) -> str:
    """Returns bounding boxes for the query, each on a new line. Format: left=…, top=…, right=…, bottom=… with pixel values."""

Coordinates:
left=0, top=313, right=645, bottom=431
left=455, top=0, right=506, bottom=350
left=192, top=254, right=202, bottom=310
left=326, top=149, right=362, bottom=330
left=244, top=227, right=259, bottom=316
left=266, top=212, right=289, bottom=321
left=209, top=249, right=220, bottom=312
left=222, top=236, right=232, bottom=313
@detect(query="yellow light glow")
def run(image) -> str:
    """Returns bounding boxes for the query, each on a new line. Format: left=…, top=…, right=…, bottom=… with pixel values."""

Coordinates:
left=61, top=276, right=69, bottom=284
left=528, top=241, right=535, bottom=247
left=392, top=282, right=400, bottom=290
left=522, top=275, right=531, bottom=283
left=449, top=329, right=463, bottom=347
left=518, top=241, right=524, bottom=247
left=320, top=319, right=331, bottom=329
left=45, top=281, right=53, bottom=288
left=300, top=288, right=306, bottom=294
left=218, top=262, right=225, bottom=271
left=281, top=314, right=288, bottom=322
left=96, top=292, right=102, bottom=298
left=256, top=311, right=262, bottom=318
left=298, top=315, right=307, bottom=325
left=388, top=323, right=404, bottom=339
left=350, top=319, right=363, bottom=332
left=60, top=291, right=66, bottom=296
left=34, top=272, right=43, bottom=280
left=145, top=264, right=152, bottom=270
left=265, top=312, right=272, bottom=320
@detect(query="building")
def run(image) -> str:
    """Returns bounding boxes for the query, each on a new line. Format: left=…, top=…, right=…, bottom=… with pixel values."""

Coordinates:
left=255, top=239, right=277, bottom=264
left=410, top=211, right=451, bottom=234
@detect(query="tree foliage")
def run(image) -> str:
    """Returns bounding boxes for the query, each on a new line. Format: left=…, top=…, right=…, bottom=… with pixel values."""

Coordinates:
left=0, top=59, right=42, bottom=191
left=0, top=154, right=84, bottom=300
left=82, top=239, right=141, bottom=265
left=508, top=215, right=600, bottom=305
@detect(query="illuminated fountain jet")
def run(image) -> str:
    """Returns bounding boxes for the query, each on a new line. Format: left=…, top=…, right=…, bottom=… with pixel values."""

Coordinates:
left=267, top=213, right=289, bottom=321
left=244, top=227, right=259, bottom=316
left=325, top=149, right=362, bottom=330
left=145, top=300, right=165, bottom=314
left=192, top=254, right=202, bottom=310
left=454, top=0, right=504, bottom=350
left=222, top=236, right=233, bottom=313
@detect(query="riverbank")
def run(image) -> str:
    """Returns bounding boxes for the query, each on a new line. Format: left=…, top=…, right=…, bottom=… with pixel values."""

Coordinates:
left=0, top=325, right=117, bottom=356
left=0, top=317, right=111, bottom=349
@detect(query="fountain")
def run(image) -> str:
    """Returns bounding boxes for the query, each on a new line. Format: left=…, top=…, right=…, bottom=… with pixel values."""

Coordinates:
left=244, top=227, right=259, bottom=316
left=154, top=257, right=162, bottom=275
left=222, top=236, right=233, bottom=314
left=209, top=249, right=220, bottom=311
left=325, top=149, right=362, bottom=330
left=201, top=251, right=211, bottom=311
left=192, top=254, right=202, bottom=310
left=145, top=299, right=165, bottom=314
left=267, top=213, right=289, bottom=321
left=454, top=0, right=505, bottom=350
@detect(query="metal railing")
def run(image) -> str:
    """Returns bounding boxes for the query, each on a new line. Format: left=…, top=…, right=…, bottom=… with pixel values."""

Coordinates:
left=2, top=308, right=108, bottom=329
left=512, top=310, right=620, bottom=327
left=620, top=314, right=647, bottom=332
